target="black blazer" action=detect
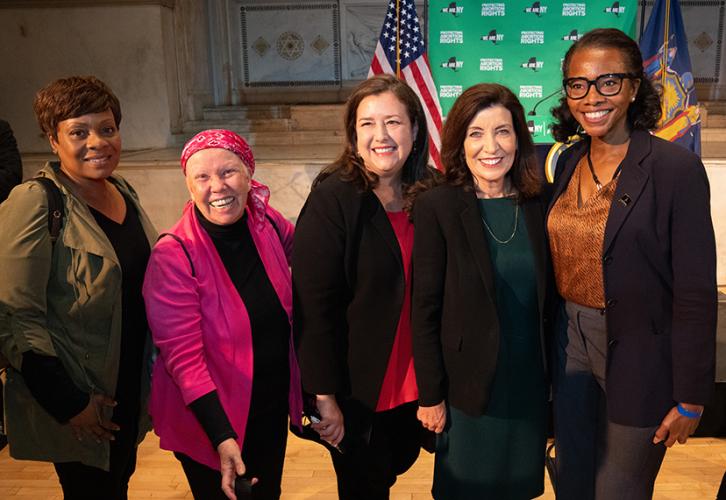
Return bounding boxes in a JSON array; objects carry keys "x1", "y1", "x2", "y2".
[
  {"x1": 411, "y1": 183, "x2": 554, "y2": 417},
  {"x1": 293, "y1": 172, "x2": 408, "y2": 412},
  {"x1": 0, "y1": 120, "x2": 23, "y2": 202},
  {"x1": 549, "y1": 130, "x2": 717, "y2": 427}
]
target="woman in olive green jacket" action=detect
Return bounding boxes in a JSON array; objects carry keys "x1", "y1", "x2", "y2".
[{"x1": 0, "y1": 76, "x2": 156, "y2": 500}]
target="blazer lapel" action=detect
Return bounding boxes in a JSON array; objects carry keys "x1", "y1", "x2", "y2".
[
  {"x1": 603, "y1": 130, "x2": 651, "y2": 254},
  {"x1": 523, "y1": 197, "x2": 546, "y2": 315},
  {"x1": 458, "y1": 189, "x2": 496, "y2": 301},
  {"x1": 363, "y1": 191, "x2": 403, "y2": 267}
]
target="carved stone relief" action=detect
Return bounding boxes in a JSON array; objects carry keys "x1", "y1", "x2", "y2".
[
  {"x1": 342, "y1": 5, "x2": 383, "y2": 79},
  {"x1": 240, "y1": 3, "x2": 341, "y2": 86}
]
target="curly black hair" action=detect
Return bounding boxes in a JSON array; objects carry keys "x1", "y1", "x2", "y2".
[{"x1": 550, "y1": 28, "x2": 662, "y2": 142}]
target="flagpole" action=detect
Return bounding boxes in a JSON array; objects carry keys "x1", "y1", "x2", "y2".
[
  {"x1": 661, "y1": 0, "x2": 671, "y2": 105},
  {"x1": 396, "y1": 0, "x2": 401, "y2": 77}
]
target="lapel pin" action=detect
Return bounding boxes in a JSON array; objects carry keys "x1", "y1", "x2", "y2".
[{"x1": 618, "y1": 194, "x2": 631, "y2": 207}]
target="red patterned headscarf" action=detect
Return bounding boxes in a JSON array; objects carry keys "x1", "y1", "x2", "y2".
[{"x1": 180, "y1": 129, "x2": 270, "y2": 229}]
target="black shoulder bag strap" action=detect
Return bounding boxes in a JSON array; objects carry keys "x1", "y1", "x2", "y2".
[
  {"x1": 0, "y1": 178, "x2": 64, "y2": 374},
  {"x1": 32, "y1": 177, "x2": 64, "y2": 246}
]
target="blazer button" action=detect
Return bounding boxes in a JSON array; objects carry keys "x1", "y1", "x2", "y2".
[
  {"x1": 606, "y1": 298, "x2": 617, "y2": 308},
  {"x1": 84, "y1": 353, "x2": 90, "y2": 360},
  {"x1": 603, "y1": 255, "x2": 613, "y2": 265},
  {"x1": 608, "y1": 339, "x2": 618, "y2": 347}
]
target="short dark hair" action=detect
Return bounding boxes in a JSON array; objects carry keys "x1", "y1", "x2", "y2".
[
  {"x1": 33, "y1": 76, "x2": 122, "y2": 139},
  {"x1": 440, "y1": 83, "x2": 541, "y2": 199},
  {"x1": 551, "y1": 28, "x2": 661, "y2": 142},
  {"x1": 313, "y1": 74, "x2": 430, "y2": 191}
]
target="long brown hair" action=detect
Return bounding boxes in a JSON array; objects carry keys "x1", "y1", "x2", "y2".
[
  {"x1": 313, "y1": 75, "x2": 432, "y2": 193},
  {"x1": 441, "y1": 83, "x2": 541, "y2": 199}
]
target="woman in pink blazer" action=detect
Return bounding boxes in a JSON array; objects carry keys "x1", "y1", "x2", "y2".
[{"x1": 143, "y1": 129, "x2": 302, "y2": 500}]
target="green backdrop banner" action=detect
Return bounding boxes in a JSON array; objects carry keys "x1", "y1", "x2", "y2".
[{"x1": 429, "y1": 0, "x2": 637, "y2": 143}]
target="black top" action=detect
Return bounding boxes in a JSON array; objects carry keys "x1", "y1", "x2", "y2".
[
  {"x1": 190, "y1": 207, "x2": 290, "y2": 448},
  {"x1": 21, "y1": 192, "x2": 151, "y2": 425},
  {"x1": 89, "y1": 193, "x2": 151, "y2": 425}
]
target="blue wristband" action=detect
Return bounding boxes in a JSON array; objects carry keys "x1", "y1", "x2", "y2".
[{"x1": 676, "y1": 403, "x2": 702, "y2": 419}]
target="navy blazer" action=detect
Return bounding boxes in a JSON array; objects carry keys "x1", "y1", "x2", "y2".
[
  {"x1": 411, "y1": 183, "x2": 554, "y2": 416},
  {"x1": 548, "y1": 130, "x2": 717, "y2": 427}
]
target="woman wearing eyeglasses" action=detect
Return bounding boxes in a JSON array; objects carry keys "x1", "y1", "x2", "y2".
[{"x1": 548, "y1": 28, "x2": 716, "y2": 500}]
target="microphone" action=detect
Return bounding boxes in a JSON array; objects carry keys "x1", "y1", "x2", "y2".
[{"x1": 527, "y1": 88, "x2": 564, "y2": 116}]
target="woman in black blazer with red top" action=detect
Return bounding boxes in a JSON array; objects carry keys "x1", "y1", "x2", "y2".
[
  {"x1": 547, "y1": 29, "x2": 716, "y2": 500},
  {"x1": 293, "y1": 75, "x2": 436, "y2": 500}
]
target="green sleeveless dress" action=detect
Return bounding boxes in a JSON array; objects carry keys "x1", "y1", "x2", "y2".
[{"x1": 432, "y1": 198, "x2": 547, "y2": 500}]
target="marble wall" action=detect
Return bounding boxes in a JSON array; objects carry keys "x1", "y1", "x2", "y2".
[{"x1": 0, "y1": 2, "x2": 178, "y2": 152}]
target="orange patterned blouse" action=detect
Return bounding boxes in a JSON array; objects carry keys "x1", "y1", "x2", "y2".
[{"x1": 547, "y1": 161, "x2": 618, "y2": 309}]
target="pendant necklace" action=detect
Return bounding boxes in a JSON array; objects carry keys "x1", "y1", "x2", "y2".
[
  {"x1": 481, "y1": 200, "x2": 519, "y2": 245},
  {"x1": 587, "y1": 148, "x2": 623, "y2": 191}
]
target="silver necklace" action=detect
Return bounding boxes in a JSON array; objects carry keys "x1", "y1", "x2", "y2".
[{"x1": 480, "y1": 201, "x2": 519, "y2": 245}]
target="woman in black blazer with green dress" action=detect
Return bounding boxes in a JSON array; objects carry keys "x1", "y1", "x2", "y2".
[{"x1": 412, "y1": 83, "x2": 555, "y2": 499}]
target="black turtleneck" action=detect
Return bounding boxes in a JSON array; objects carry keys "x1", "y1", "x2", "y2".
[{"x1": 188, "y1": 207, "x2": 290, "y2": 448}]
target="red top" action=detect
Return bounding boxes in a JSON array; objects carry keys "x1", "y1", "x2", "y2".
[{"x1": 376, "y1": 211, "x2": 419, "y2": 412}]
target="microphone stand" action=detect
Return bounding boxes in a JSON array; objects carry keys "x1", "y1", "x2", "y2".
[{"x1": 527, "y1": 88, "x2": 564, "y2": 116}]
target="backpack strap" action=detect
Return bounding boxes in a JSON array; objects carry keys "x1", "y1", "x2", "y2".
[
  {"x1": 32, "y1": 177, "x2": 64, "y2": 246},
  {"x1": 157, "y1": 233, "x2": 196, "y2": 278}
]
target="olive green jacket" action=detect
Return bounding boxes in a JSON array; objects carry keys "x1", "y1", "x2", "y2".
[{"x1": 0, "y1": 162, "x2": 157, "y2": 471}]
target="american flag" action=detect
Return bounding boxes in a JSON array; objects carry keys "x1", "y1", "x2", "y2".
[{"x1": 368, "y1": 0, "x2": 443, "y2": 170}]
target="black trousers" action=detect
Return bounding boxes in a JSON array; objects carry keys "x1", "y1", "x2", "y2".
[
  {"x1": 554, "y1": 303, "x2": 667, "y2": 500},
  {"x1": 330, "y1": 401, "x2": 422, "y2": 500},
  {"x1": 53, "y1": 420, "x2": 139, "y2": 500},
  {"x1": 175, "y1": 410, "x2": 288, "y2": 500}
]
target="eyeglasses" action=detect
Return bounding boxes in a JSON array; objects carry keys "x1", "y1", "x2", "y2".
[{"x1": 563, "y1": 73, "x2": 638, "y2": 100}]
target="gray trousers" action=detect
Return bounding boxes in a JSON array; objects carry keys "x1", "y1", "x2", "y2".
[{"x1": 553, "y1": 302, "x2": 667, "y2": 500}]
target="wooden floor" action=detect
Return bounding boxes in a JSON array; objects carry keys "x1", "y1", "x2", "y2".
[{"x1": 0, "y1": 432, "x2": 723, "y2": 499}]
